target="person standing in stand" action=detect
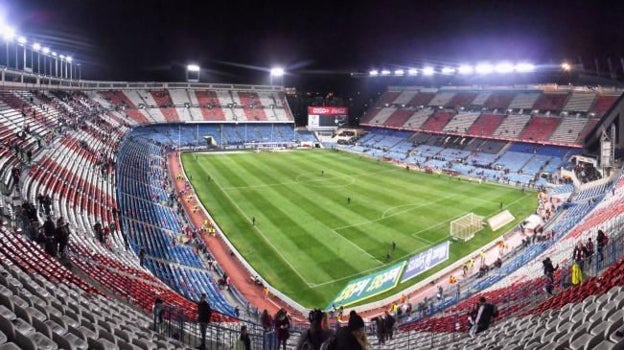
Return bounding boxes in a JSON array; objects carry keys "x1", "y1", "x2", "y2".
[{"x1": 196, "y1": 293, "x2": 212, "y2": 349}]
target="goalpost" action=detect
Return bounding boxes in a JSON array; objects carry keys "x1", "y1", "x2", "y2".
[{"x1": 450, "y1": 213, "x2": 484, "y2": 242}]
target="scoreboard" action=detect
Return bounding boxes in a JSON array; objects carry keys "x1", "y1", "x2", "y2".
[{"x1": 307, "y1": 106, "x2": 348, "y2": 130}]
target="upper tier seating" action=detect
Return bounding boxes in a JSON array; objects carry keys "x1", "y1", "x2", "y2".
[
  {"x1": 420, "y1": 111, "x2": 454, "y2": 132},
  {"x1": 466, "y1": 114, "x2": 504, "y2": 137},
  {"x1": 442, "y1": 113, "x2": 481, "y2": 134},
  {"x1": 532, "y1": 92, "x2": 569, "y2": 111},
  {"x1": 445, "y1": 92, "x2": 477, "y2": 108},
  {"x1": 589, "y1": 94, "x2": 620, "y2": 117},
  {"x1": 508, "y1": 92, "x2": 541, "y2": 110},
  {"x1": 493, "y1": 115, "x2": 531, "y2": 138},
  {"x1": 484, "y1": 92, "x2": 515, "y2": 110},
  {"x1": 549, "y1": 117, "x2": 591, "y2": 144},
  {"x1": 563, "y1": 93, "x2": 596, "y2": 113},
  {"x1": 427, "y1": 92, "x2": 456, "y2": 107},
  {"x1": 518, "y1": 116, "x2": 561, "y2": 142}
]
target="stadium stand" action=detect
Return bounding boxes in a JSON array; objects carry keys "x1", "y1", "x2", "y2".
[
  {"x1": 484, "y1": 92, "x2": 515, "y2": 110},
  {"x1": 508, "y1": 92, "x2": 541, "y2": 111},
  {"x1": 428, "y1": 92, "x2": 456, "y2": 107},
  {"x1": 533, "y1": 92, "x2": 570, "y2": 112},
  {"x1": 466, "y1": 114, "x2": 504, "y2": 137},
  {"x1": 518, "y1": 116, "x2": 561, "y2": 142},
  {"x1": 445, "y1": 92, "x2": 477, "y2": 109},
  {"x1": 563, "y1": 92, "x2": 596, "y2": 113},
  {"x1": 492, "y1": 114, "x2": 531, "y2": 138}
]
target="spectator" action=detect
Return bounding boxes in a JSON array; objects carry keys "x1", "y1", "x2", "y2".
[
  {"x1": 261, "y1": 309, "x2": 273, "y2": 331},
  {"x1": 542, "y1": 257, "x2": 558, "y2": 295},
  {"x1": 469, "y1": 297, "x2": 498, "y2": 338},
  {"x1": 333, "y1": 311, "x2": 368, "y2": 350},
  {"x1": 233, "y1": 325, "x2": 251, "y2": 350},
  {"x1": 572, "y1": 241, "x2": 586, "y2": 271},
  {"x1": 585, "y1": 237, "x2": 594, "y2": 265},
  {"x1": 383, "y1": 310, "x2": 395, "y2": 341},
  {"x1": 373, "y1": 316, "x2": 385, "y2": 345},
  {"x1": 596, "y1": 229, "x2": 608, "y2": 262},
  {"x1": 296, "y1": 309, "x2": 334, "y2": 350},
  {"x1": 139, "y1": 248, "x2": 145, "y2": 266},
  {"x1": 274, "y1": 308, "x2": 290, "y2": 350},
  {"x1": 196, "y1": 293, "x2": 212, "y2": 350},
  {"x1": 153, "y1": 297, "x2": 164, "y2": 332}
]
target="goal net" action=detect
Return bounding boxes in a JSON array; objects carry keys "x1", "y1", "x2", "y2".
[{"x1": 450, "y1": 213, "x2": 484, "y2": 242}]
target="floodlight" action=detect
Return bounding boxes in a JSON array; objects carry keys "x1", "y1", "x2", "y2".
[
  {"x1": 561, "y1": 62, "x2": 571, "y2": 71},
  {"x1": 33, "y1": 43, "x2": 41, "y2": 51},
  {"x1": 394, "y1": 69, "x2": 405, "y2": 76},
  {"x1": 42, "y1": 47, "x2": 50, "y2": 54},
  {"x1": 17, "y1": 36, "x2": 26, "y2": 44},
  {"x1": 1, "y1": 26, "x2": 15, "y2": 41},
  {"x1": 422, "y1": 67, "x2": 435, "y2": 76},
  {"x1": 458, "y1": 65, "x2": 474, "y2": 75},
  {"x1": 515, "y1": 62, "x2": 535, "y2": 73},
  {"x1": 369, "y1": 69, "x2": 379, "y2": 76},
  {"x1": 59, "y1": 54, "x2": 65, "y2": 59},
  {"x1": 66, "y1": 56, "x2": 72, "y2": 63},
  {"x1": 187, "y1": 64, "x2": 200, "y2": 72},
  {"x1": 475, "y1": 63, "x2": 494, "y2": 74},
  {"x1": 441, "y1": 67, "x2": 456, "y2": 75},
  {"x1": 495, "y1": 62, "x2": 514, "y2": 74},
  {"x1": 407, "y1": 68, "x2": 418, "y2": 76},
  {"x1": 51, "y1": 52, "x2": 57, "y2": 57},
  {"x1": 270, "y1": 67, "x2": 285, "y2": 77},
  {"x1": 380, "y1": 69, "x2": 391, "y2": 75}
]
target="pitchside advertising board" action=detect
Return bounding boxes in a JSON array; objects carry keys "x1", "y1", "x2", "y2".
[
  {"x1": 328, "y1": 261, "x2": 406, "y2": 308},
  {"x1": 401, "y1": 241, "x2": 450, "y2": 283},
  {"x1": 307, "y1": 106, "x2": 348, "y2": 130},
  {"x1": 327, "y1": 241, "x2": 450, "y2": 307}
]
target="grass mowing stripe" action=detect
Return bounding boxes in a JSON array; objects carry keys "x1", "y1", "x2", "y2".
[
  {"x1": 222, "y1": 155, "x2": 374, "y2": 281},
  {"x1": 183, "y1": 150, "x2": 537, "y2": 307}
]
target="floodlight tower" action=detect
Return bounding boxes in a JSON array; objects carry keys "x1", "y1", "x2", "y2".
[
  {"x1": 51, "y1": 52, "x2": 57, "y2": 77},
  {"x1": 66, "y1": 56, "x2": 73, "y2": 80},
  {"x1": 42, "y1": 47, "x2": 49, "y2": 76},
  {"x1": 17, "y1": 36, "x2": 26, "y2": 70},
  {"x1": 32, "y1": 43, "x2": 41, "y2": 74},
  {"x1": 1, "y1": 26, "x2": 15, "y2": 68},
  {"x1": 59, "y1": 55, "x2": 65, "y2": 78},
  {"x1": 186, "y1": 64, "x2": 200, "y2": 82}
]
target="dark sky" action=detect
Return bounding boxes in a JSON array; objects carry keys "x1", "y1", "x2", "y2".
[{"x1": 3, "y1": 0, "x2": 624, "y2": 89}]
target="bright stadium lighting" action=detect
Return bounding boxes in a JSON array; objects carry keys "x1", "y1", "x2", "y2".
[
  {"x1": 441, "y1": 66, "x2": 456, "y2": 75},
  {"x1": 369, "y1": 69, "x2": 379, "y2": 76},
  {"x1": 270, "y1": 67, "x2": 285, "y2": 77},
  {"x1": 475, "y1": 63, "x2": 494, "y2": 75},
  {"x1": 380, "y1": 69, "x2": 391, "y2": 75},
  {"x1": 17, "y1": 36, "x2": 26, "y2": 44},
  {"x1": 32, "y1": 43, "x2": 41, "y2": 51},
  {"x1": 59, "y1": 54, "x2": 65, "y2": 59},
  {"x1": 458, "y1": 65, "x2": 474, "y2": 75},
  {"x1": 1, "y1": 26, "x2": 15, "y2": 40},
  {"x1": 561, "y1": 62, "x2": 571, "y2": 71},
  {"x1": 66, "y1": 56, "x2": 72, "y2": 63},
  {"x1": 515, "y1": 62, "x2": 535, "y2": 73},
  {"x1": 42, "y1": 47, "x2": 50, "y2": 54},
  {"x1": 422, "y1": 66, "x2": 435, "y2": 76},
  {"x1": 407, "y1": 68, "x2": 418, "y2": 76},
  {"x1": 51, "y1": 51, "x2": 57, "y2": 57},
  {"x1": 186, "y1": 64, "x2": 200, "y2": 72},
  {"x1": 394, "y1": 69, "x2": 405, "y2": 76},
  {"x1": 495, "y1": 62, "x2": 514, "y2": 74}
]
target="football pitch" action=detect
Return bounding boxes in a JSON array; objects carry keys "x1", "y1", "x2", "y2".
[{"x1": 181, "y1": 149, "x2": 537, "y2": 307}]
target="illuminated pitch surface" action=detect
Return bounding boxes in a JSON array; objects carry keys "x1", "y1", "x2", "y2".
[{"x1": 181, "y1": 150, "x2": 536, "y2": 307}]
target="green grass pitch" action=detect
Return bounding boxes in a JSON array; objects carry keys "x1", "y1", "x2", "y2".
[{"x1": 181, "y1": 149, "x2": 537, "y2": 308}]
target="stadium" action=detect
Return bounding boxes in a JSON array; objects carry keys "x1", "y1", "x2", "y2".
[{"x1": 1, "y1": 1, "x2": 624, "y2": 350}]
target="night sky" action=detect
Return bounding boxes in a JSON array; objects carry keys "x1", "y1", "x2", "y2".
[{"x1": 3, "y1": 0, "x2": 624, "y2": 91}]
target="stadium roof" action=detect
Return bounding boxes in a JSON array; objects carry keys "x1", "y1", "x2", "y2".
[{"x1": 6, "y1": 0, "x2": 624, "y2": 87}]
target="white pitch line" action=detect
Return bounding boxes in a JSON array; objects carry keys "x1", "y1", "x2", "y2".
[
  {"x1": 328, "y1": 228, "x2": 383, "y2": 264},
  {"x1": 209, "y1": 174, "x2": 315, "y2": 288},
  {"x1": 310, "y1": 193, "x2": 531, "y2": 288}
]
